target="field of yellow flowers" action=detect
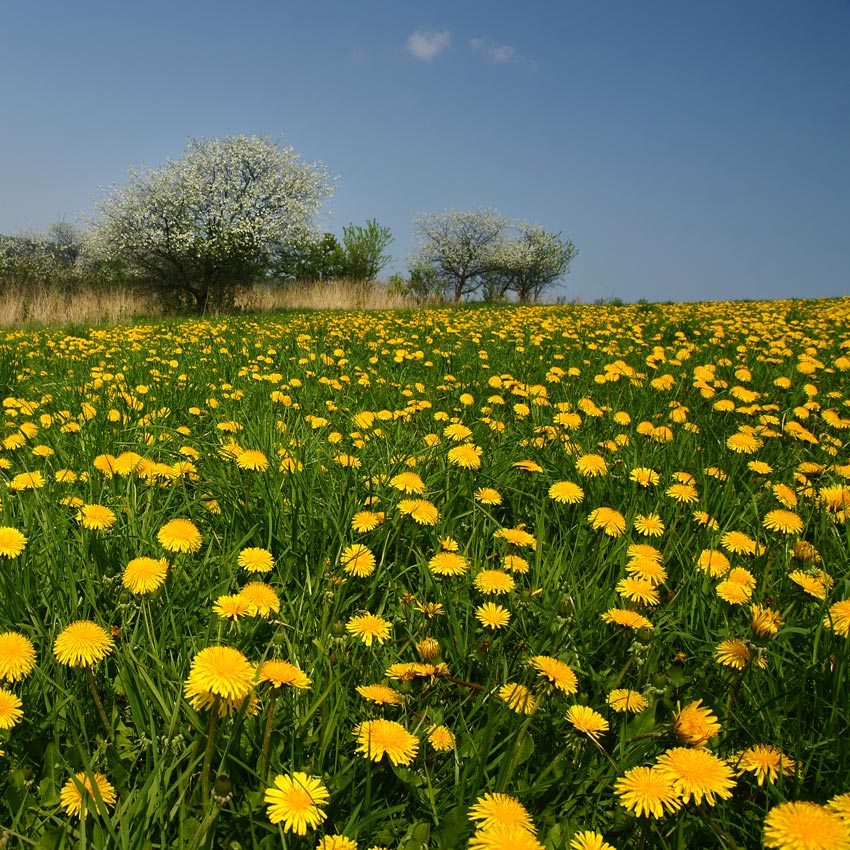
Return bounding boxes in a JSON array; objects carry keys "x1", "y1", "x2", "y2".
[{"x1": 1, "y1": 299, "x2": 849, "y2": 850}]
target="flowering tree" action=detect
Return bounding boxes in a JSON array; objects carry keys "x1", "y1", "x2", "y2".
[
  {"x1": 486, "y1": 224, "x2": 577, "y2": 303},
  {"x1": 88, "y1": 135, "x2": 334, "y2": 311},
  {"x1": 409, "y1": 208, "x2": 507, "y2": 301}
]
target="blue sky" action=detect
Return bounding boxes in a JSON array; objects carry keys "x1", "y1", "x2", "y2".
[{"x1": 1, "y1": 0, "x2": 848, "y2": 303}]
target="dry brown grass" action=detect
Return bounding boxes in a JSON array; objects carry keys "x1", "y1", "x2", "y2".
[
  {"x1": 235, "y1": 279, "x2": 416, "y2": 312},
  {"x1": 0, "y1": 279, "x2": 416, "y2": 328},
  {"x1": 0, "y1": 283, "x2": 156, "y2": 328}
]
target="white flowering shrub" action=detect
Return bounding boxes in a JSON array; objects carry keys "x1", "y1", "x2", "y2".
[{"x1": 88, "y1": 135, "x2": 334, "y2": 311}]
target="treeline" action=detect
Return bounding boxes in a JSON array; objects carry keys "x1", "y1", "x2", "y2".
[{"x1": 1, "y1": 135, "x2": 576, "y2": 314}]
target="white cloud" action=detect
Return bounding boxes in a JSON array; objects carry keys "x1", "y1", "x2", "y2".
[
  {"x1": 406, "y1": 28, "x2": 452, "y2": 62},
  {"x1": 470, "y1": 36, "x2": 536, "y2": 70}
]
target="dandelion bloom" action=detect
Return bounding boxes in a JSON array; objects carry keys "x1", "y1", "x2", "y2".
[
  {"x1": 630, "y1": 467, "x2": 660, "y2": 487},
  {"x1": 0, "y1": 688, "x2": 23, "y2": 728},
  {"x1": 726, "y1": 431, "x2": 762, "y2": 453},
  {"x1": 529, "y1": 656, "x2": 578, "y2": 694},
  {"x1": 824, "y1": 599, "x2": 850, "y2": 637},
  {"x1": 567, "y1": 705, "x2": 609, "y2": 740},
  {"x1": 720, "y1": 530, "x2": 759, "y2": 556},
  {"x1": 183, "y1": 645, "x2": 255, "y2": 712},
  {"x1": 570, "y1": 830, "x2": 617, "y2": 850},
  {"x1": 316, "y1": 837, "x2": 358, "y2": 850},
  {"x1": 614, "y1": 766, "x2": 682, "y2": 819},
  {"x1": 0, "y1": 631, "x2": 36, "y2": 681},
  {"x1": 53, "y1": 621, "x2": 114, "y2": 667},
  {"x1": 656, "y1": 747, "x2": 736, "y2": 805},
  {"x1": 428, "y1": 724, "x2": 455, "y2": 751},
  {"x1": 397, "y1": 499, "x2": 440, "y2": 525},
  {"x1": 354, "y1": 719, "x2": 419, "y2": 765},
  {"x1": 157, "y1": 518, "x2": 202, "y2": 554},
  {"x1": 828, "y1": 793, "x2": 850, "y2": 821},
  {"x1": 549, "y1": 481, "x2": 585, "y2": 504},
  {"x1": 674, "y1": 700, "x2": 720, "y2": 747},
  {"x1": 715, "y1": 638, "x2": 766, "y2": 670},
  {"x1": 236, "y1": 449, "x2": 269, "y2": 471},
  {"x1": 503, "y1": 554, "x2": 530, "y2": 574},
  {"x1": 616, "y1": 577, "x2": 660, "y2": 606},
  {"x1": 763, "y1": 801, "x2": 850, "y2": 850},
  {"x1": 468, "y1": 792, "x2": 535, "y2": 832},
  {"x1": 494, "y1": 526, "x2": 538, "y2": 550},
  {"x1": 356, "y1": 684, "x2": 402, "y2": 705},
  {"x1": 259, "y1": 659, "x2": 311, "y2": 690},
  {"x1": 789, "y1": 569, "x2": 831, "y2": 600},
  {"x1": 602, "y1": 609, "x2": 653, "y2": 631},
  {"x1": 390, "y1": 471, "x2": 425, "y2": 494},
  {"x1": 514, "y1": 459, "x2": 544, "y2": 473},
  {"x1": 499, "y1": 683, "x2": 537, "y2": 715},
  {"x1": 751, "y1": 604, "x2": 783, "y2": 637},
  {"x1": 469, "y1": 824, "x2": 544, "y2": 850},
  {"x1": 476, "y1": 602, "x2": 511, "y2": 629},
  {"x1": 474, "y1": 570, "x2": 516, "y2": 595},
  {"x1": 351, "y1": 510, "x2": 384, "y2": 533},
  {"x1": 428, "y1": 551, "x2": 469, "y2": 577},
  {"x1": 122, "y1": 557, "x2": 168, "y2": 594},
  {"x1": 576, "y1": 454, "x2": 608, "y2": 477},
  {"x1": 240, "y1": 582, "x2": 280, "y2": 616},
  {"x1": 666, "y1": 483, "x2": 699, "y2": 504},
  {"x1": 607, "y1": 689, "x2": 649, "y2": 714},
  {"x1": 475, "y1": 487, "x2": 503, "y2": 505},
  {"x1": 444, "y1": 422, "x2": 473, "y2": 441},
  {"x1": 628, "y1": 543, "x2": 662, "y2": 562},
  {"x1": 0, "y1": 527, "x2": 27, "y2": 558},
  {"x1": 238, "y1": 547, "x2": 274, "y2": 572},
  {"x1": 763, "y1": 510, "x2": 805, "y2": 535},
  {"x1": 587, "y1": 507, "x2": 626, "y2": 537},
  {"x1": 9, "y1": 471, "x2": 45, "y2": 491},
  {"x1": 736, "y1": 745, "x2": 795, "y2": 786},
  {"x1": 626, "y1": 556, "x2": 667, "y2": 586},
  {"x1": 59, "y1": 771, "x2": 117, "y2": 818},
  {"x1": 213, "y1": 594, "x2": 251, "y2": 620},
  {"x1": 696, "y1": 549, "x2": 731, "y2": 578},
  {"x1": 716, "y1": 580, "x2": 753, "y2": 605},
  {"x1": 447, "y1": 443, "x2": 483, "y2": 469},
  {"x1": 264, "y1": 772, "x2": 329, "y2": 834},
  {"x1": 340, "y1": 544, "x2": 377, "y2": 578},
  {"x1": 346, "y1": 613, "x2": 392, "y2": 647},
  {"x1": 76, "y1": 504, "x2": 117, "y2": 531}
]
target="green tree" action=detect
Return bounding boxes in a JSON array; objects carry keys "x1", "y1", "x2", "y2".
[
  {"x1": 339, "y1": 219, "x2": 393, "y2": 281},
  {"x1": 87, "y1": 135, "x2": 334, "y2": 312}
]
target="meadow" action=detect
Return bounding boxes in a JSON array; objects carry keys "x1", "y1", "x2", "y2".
[{"x1": 0, "y1": 297, "x2": 849, "y2": 850}]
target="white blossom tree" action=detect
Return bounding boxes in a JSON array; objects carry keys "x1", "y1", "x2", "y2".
[
  {"x1": 408, "y1": 208, "x2": 507, "y2": 301},
  {"x1": 88, "y1": 135, "x2": 334, "y2": 311},
  {"x1": 485, "y1": 224, "x2": 577, "y2": 303}
]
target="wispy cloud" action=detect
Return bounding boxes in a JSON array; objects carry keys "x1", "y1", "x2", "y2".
[
  {"x1": 406, "y1": 28, "x2": 452, "y2": 62},
  {"x1": 470, "y1": 37, "x2": 536, "y2": 70}
]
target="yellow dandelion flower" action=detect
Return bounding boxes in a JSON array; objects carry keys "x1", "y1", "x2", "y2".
[
  {"x1": 529, "y1": 655, "x2": 578, "y2": 694},
  {"x1": 237, "y1": 547, "x2": 274, "y2": 573},
  {"x1": 390, "y1": 471, "x2": 425, "y2": 494},
  {"x1": 474, "y1": 487, "x2": 503, "y2": 505},
  {"x1": 764, "y1": 801, "x2": 850, "y2": 850},
  {"x1": 183, "y1": 645, "x2": 255, "y2": 711},
  {"x1": 617, "y1": 577, "x2": 660, "y2": 605},
  {"x1": 443, "y1": 422, "x2": 473, "y2": 441},
  {"x1": 720, "y1": 530, "x2": 760, "y2": 556},
  {"x1": 514, "y1": 459, "x2": 544, "y2": 473},
  {"x1": 354, "y1": 719, "x2": 419, "y2": 765},
  {"x1": 474, "y1": 570, "x2": 516, "y2": 595},
  {"x1": 634, "y1": 513, "x2": 665, "y2": 537},
  {"x1": 356, "y1": 684, "x2": 402, "y2": 705},
  {"x1": 736, "y1": 745, "x2": 795, "y2": 786},
  {"x1": 751, "y1": 604, "x2": 783, "y2": 637},
  {"x1": 626, "y1": 556, "x2": 668, "y2": 585},
  {"x1": 428, "y1": 724, "x2": 455, "y2": 751},
  {"x1": 763, "y1": 509, "x2": 805, "y2": 535},
  {"x1": 447, "y1": 443, "x2": 483, "y2": 469},
  {"x1": 567, "y1": 705, "x2": 609, "y2": 740},
  {"x1": 213, "y1": 594, "x2": 251, "y2": 620},
  {"x1": 824, "y1": 599, "x2": 850, "y2": 637},
  {"x1": 656, "y1": 747, "x2": 736, "y2": 806},
  {"x1": 0, "y1": 631, "x2": 37, "y2": 681},
  {"x1": 157, "y1": 518, "x2": 202, "y2": 554},
  {"x1": 397, "y1": 499, "x2": 440, "y2": 525},
  {"x1": 696, "y1": 549, "x2": 730, "y2": 577},
  {"x1": 588, "y1": 507, "x2": 626, "y2": 537},
  {"x1": 726, "y1": 431, "x2": 762, "y2": 453},
  {"x1": 351, "y1": 510, "x2": 384, "y2": 532},
  {"x1": 59, "y1": 771, "x2": 116, "y2": 818},
  {"x1": 494, "y1": 526, "x2": 537, "y2": 550},
  {"x1": 607, "y1": 689, "x2": 648, "y2": 713},
  {"x1": 630, "y1": 467, "x2": 660, "y2": 487},
  {"x1": 122, "y1": 557, "x2": 168, "y2": 594},
  {"x1": 570, "y1": 830, "x2": 617, "y2": 850},
  {"x1": 476, "y1": 602, "x2": 511, "y2": 629},
  {"x1": 9, "y1": 470, "x2": 45, "y2": 491},
  {"x1": 258, "y1": 659, "x2": 311, "y2": 689},
  {"x1": 469, "y1": 824, "x2": 544, "y2": 850},
  {"x1": 674, "y1": 700, "x2": 721, "y2": 747},
  {"x1": 346, "y1": 613, "x2": 392, "y2": 647},
  {"x1": 0, "y1": 527, "x2": 27, "y2": 558},
  {"x1": 468, "y1": 792, "x2": 535, "y2": 832},
  {"x1": 53, "y1": 620, "x2": 114, "y2": 667},
  {"x1": 576, "y1": 454, "x2": 608, "y2": 477},
  {"x1": 614, "y1": 765, "x2": 681, "y2": 819},
  {"x1": 602, "y1": 609, "x2": 653, "y2": 630},
  {"x1": 503, "y1": 554, "x2": 530, "y2": 574},
  {"x1": 240, "y1": 582, "x2": 280, "y2": 616},
  {"x1": 0, "y1": 687, "x2": 23, "y2": 728},
  {"x1": 549, "y1": 481, "x2": 585, "y2": 504},
  {"x1": 264, "y1": 772, "x2": 329, "y2": 835},
  {"x1": 428, "y1": 551, "x2": 469, "y2": 577},
  {"x1": 715, "y1": 638, "x2": 766, "y2": 670},
  {"x1": 340, "y1": 544, "x2": 377, "y2": 578},
  {"x1": 666, "y1": 482, "x2": 699, "y2": 504},
  {"x1": 499, "y1": 683, "x2": 537, "y2": 714}
]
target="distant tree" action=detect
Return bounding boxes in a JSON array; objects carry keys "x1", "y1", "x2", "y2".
[
  {"x1": 275, "y1": 233, "x2": 345, "y2": 282},
  {"x1": 0, "y1": 226, "x2": 83, "y2": 288},
  {"x1": 409, "y1": 208, "x2": 507, "y2": 301},
  {"x1": 87, "y1": 135, "x2": 334, "y2": 312},
  {"x1": 485, "y1": 224, "x2": 577, "y2": 303},
  {"x1": 339, "y1": 219, "x2": 393, "y2": 280}
]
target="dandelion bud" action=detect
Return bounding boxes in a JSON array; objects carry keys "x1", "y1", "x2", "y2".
[{"x1": 416, "y1": 637, "x2": 441, "y2": 660}]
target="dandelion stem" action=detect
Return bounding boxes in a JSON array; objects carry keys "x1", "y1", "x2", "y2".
[
  {"x1": 86, "y1": 666, "x2": 111, "y2": 738},
  {"x1": 259, "y1": 689, "x2": 277, "y2": 783},
  {"x1": 201, "y1": 702, "x2": 219, "y2": 808}
]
